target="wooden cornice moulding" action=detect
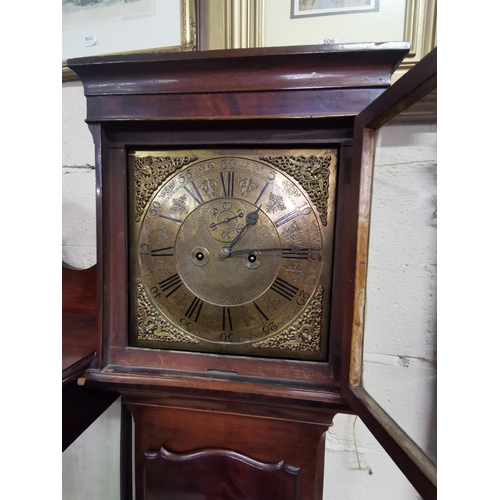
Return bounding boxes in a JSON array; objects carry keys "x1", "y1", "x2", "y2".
[{"x1": 67, "y1": 42, "x2": 409, "y2": 97}]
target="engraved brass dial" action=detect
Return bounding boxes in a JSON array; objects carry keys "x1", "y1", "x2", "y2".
[{"x1": 129, "y1": 150, "x2": 337, "y2": 360}]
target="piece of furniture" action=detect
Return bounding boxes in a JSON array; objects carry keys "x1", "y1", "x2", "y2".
[
  {"x1": 62, "y1": 263, "x2": 119, "y2": 451},
  {"x1": 67, "y1": 43, "x2": 436, "y2": 499}
]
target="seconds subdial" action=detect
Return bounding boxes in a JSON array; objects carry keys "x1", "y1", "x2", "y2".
[{"x1": 207, "y1": 200, "x2": 246, "y2": 243}]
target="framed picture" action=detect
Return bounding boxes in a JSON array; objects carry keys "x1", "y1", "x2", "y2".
[
  {"x1": 260, "y1": 0, "x2": 435, "y2": 81},
  {"x1": 62, "y1": 0, "x2": 197, "y2": 81},
  {"x1": 261, "y1": 0, "x2": 406, "y2": 47},
  {"x1": 291, "y1": 0, "x2": 380, "y2": 19}
]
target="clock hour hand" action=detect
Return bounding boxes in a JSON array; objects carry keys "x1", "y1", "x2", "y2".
[
  {"x1": 220, "y1": 206, "x2": 261, "y2": 258},
  {"x1": 229, "y1": 245, "x2": 321, "y2": 255}
]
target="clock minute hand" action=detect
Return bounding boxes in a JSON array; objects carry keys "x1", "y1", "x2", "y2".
[
  {"x1": 227, "y1": 208, "x2": 260, "y2": 249},
  {"x1": 230, "y1": 245, "x2": 321, "y2": 255},
  {"x1": 220, "y1": 206, "x2": 261, "y2": 258}
]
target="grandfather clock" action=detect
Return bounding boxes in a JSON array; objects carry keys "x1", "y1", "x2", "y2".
[{"x1": 68, "y1": 43, "x2": 419, "y2": 499}]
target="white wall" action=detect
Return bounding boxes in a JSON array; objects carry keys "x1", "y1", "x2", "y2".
[
  {"x1": 62, "y1": 82, "x2": 97, "y2": 268},
  {"x1": 62, "y1": 399, "x2": 122, "y2": 500},
  {"x1": 62, "y1": 81, "x2": 432, "y2": 499}
]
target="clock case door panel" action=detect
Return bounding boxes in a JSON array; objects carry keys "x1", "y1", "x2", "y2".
[
  {"x1": 341, "y1": 48, "x2": 437, "y2": 499},
  {"x1": 68, "y1": 43, "x2": 410, "y2": 401}
]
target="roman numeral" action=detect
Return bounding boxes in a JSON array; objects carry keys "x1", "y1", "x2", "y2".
[
  {"x1": 254, "y1": 182, "x2": 269, "y2": 205},
  {"x1": 184, "y1": 181, "x2": 204, "y2": 205},
  {"x1": 185, "y1": 297, "x2": 204, "y2": 322},
  {"x1": 158, "y1": 274, "x2": 183, "y2": 298},
  {"x1": 159, "y1": 214, "x2": 182, "y2": 224},
  {"x1": 282, "y1": 247, "x2": 309, "y2": 260},
  {"x1": 222, "y1": 307, "x2": 233, "y2": 331},
  {"x1": 274, "y1": 202, "x2": 311, "y2": 228},
  {"x1": 270, "y1": 277, "x2": 299, "y2": 301},
  {"x1": 220, "y1": 171, "x2": 235, "y2": 197},
  {"x1": 253, "y1": 301, "x2": 269, "y2": 322},
  {"x1": 151, "y1": 246, "x2": 174, "y2": 257}
]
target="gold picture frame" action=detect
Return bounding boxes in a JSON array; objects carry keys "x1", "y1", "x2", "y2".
[
  {"x1": 202, "y1": 0, "x2": 436, "y2": 80},
  {"x1": 392, "y1": 0, "x2": 437, "y2": 81},
  {"x1": 62, "y1": 0, "x2": 198, "y2": 82}
]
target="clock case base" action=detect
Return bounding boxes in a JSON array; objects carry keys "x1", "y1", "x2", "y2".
[
  {"x1": 122, "y1": 394, "x2": 344, "y2": 500},
  {"x1": 68, "y1": 43, "x2": 409, "y2": 500}
]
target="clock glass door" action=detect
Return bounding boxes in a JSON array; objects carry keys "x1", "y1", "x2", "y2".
[
  {"x1": 361, "y1": 86, "x2": 437, "y2": 465},
  {"x1": 342, "y1": 48, "x2": 437, "y2": 499}
]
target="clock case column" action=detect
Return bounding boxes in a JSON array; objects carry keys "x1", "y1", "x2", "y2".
[{"x1": 68, "y1": 44, "x2": 409, "y2": 500}]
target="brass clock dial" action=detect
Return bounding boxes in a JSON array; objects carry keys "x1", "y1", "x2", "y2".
[{"x1": 129, "y1": 150, "x2": 337, "y2": 360}]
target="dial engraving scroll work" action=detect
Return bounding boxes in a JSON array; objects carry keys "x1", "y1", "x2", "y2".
[
  {"x1": 129, "y1": 150, "x2": 337, "y2": 361},
  {"x1": 134, "y1": 155, "x2": 199, "y2": 222}
]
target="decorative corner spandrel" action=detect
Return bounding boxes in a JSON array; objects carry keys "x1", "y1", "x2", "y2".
[
  {"x1": 134, "y1": 155, "x2": 199, "y2": 222},
  {"x1": 253, "y1": 286, "x2": 323, "y2": 351},
  {"x1": 136, "y1": 278, "x2": 199, "y2": 344},
  {"x1": 259, "y1": 154, "x2": 336, "y2": 226}
]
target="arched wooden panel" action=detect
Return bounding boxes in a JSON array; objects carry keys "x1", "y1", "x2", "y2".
[{"x1": 144, "y1": 447, "x2": 300, "y2": 500}]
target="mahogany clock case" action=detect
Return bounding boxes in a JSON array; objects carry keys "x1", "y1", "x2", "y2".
[
  {"x1": 66, "y1": 44, "x2": 416, "y2": 500},
  {"x1": 67, "y1": 43, "x2": 410, "y2": 401}
]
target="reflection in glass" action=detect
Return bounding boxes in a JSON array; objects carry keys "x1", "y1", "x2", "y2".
[{"x1": 361, "y1": 90, "x2": 437, "y2": 465}]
